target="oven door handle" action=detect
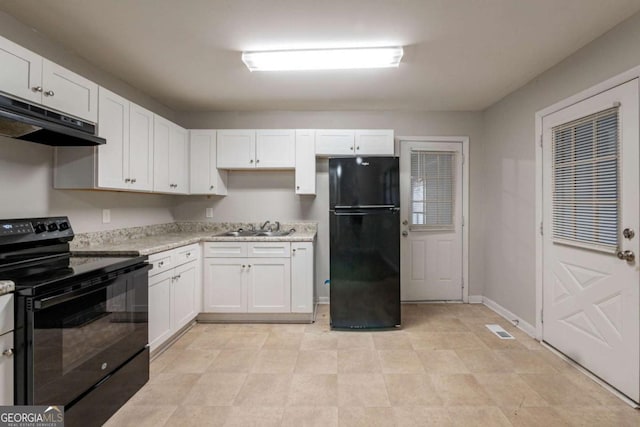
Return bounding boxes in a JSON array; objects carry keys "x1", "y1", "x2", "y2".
[
  {"x1": 32, "y1": 264, "x2": 151, "y2": 310},
  {"x1": 33, "y1": 279, "x2": 110, "y2": 310}
]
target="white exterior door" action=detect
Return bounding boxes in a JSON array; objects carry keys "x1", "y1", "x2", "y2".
[
  {"x1": 542, "y1": 79, "x2": 640, "y2": 403},
  {"x1": 399, "y1": 141, "x2": 463, "y2": 301}
]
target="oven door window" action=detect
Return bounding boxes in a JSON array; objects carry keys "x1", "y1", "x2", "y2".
[{"x1": 32, "y1": 268, "x2": 148, "y2": 406}]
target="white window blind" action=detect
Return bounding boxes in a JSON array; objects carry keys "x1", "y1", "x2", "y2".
[
  {"x1": 410, "y1": 151, "x2": 456, "y2": 230},
  {"x1": 552, "y1": 107, "x2": 619, "y2": 252}
]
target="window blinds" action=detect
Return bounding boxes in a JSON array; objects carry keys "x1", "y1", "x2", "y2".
[
  {"x1": 552, "y1": 107, "x2": 619, "y2": 252},
  {"x1": 410, "y1": 151, "x2": 456, "y2": 230}
]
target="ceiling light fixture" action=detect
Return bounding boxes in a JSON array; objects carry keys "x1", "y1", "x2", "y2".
[{"x1": 241, "y1": 46, "x2": 403, "y2": 71}]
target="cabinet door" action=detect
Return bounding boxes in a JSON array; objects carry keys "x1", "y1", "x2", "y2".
[
  {"x1": 247, "y1": 258, "x2": 291, "y2": 313},
  {"x1": 97, "y1": 87, "x2": 130, "y2": 190},
  {"x1": 153, "y1": 115, "x2": 172, "y2": 193},
  {"x1": 128, "y1": 103, "x2": 154, "y2": 191},
  {"x1": 216, "y1": 130, "x2": 256, "y2": 169},
  {"x1": 0, "y1": 35, "x2": 42, "y2": 103},
  {"x1": 355, "y1": 130, "x2": 394, "y2": 155},
  {"x1": 203, "y1": 258, "x2": 247, "y2": 312},
  {"x1": 169, "y1": 124, "x2": 189, "y2": 194},
  {"x1": 42, "y1": 59, "x2": 98, "y2": 122},
  {"x1": 173, "y1": 261, "x2": 198, "y2": 330},
  {"x1": 291, "y1": 243, "x2": 314, "y2": 313},
  {"x1": 0, "y1": 332, "x2": 12, "y2": 405},
  {"x1": 295, "y1": 130, "x2": 316, "y2": 195},
  {"x1": 255, "y1": 129, "x2": 295, "y2": 168},
  {"x1": 149, "y1": 270, "x2": 173, "y2": 351},
  {"x1": 315, "y1": 129, "x2": 355, "y2": 156},
  {"x1": 190, "y1": 130, "x2": 228, "y2": 195}
]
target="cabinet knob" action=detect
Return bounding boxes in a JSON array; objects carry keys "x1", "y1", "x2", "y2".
[
  {"x1": 186, "y1": 252, "x2": 191, "y2": 257},
  {"x1": 31, "y1": 86, "x2": 43, "y2": 93},
  {"x1": 356, "y1": 146, "x2": 360, "y2": 150},
  {"x1": 256, "y1": 159, "x2": 260, "y2": 164},
  {"x1": 210, "y1": 185, "x2": 214, "y2": 190},
  {"x1": 292, "y1": 248, "x2": 296, "y2": 252},
  {"x1": 124, "y1": 178, "x2": 131, "y2": 183},
  {"x1": 248, "y1": 264, "x2": 252, "y2": 268},
  {"x1": 3, "y1": 348, "x2": 13, "y2": 357},
  {"x1": 158, "y1": 261, "x2": 164, "y2": 266},
  {"x1": 131, "y1": 178, "x2": 137, "y2": 183},
  {"x1": 350, "y1": 146, "x2": 354, "y2": 150},
  {"x1": 250, "y1": 159, "x2": 254, "y2": 163},
  {"x1": 296, "y1": 186, "x2": 300, "y2": 190},
  {"x1": 242, "y1": 265, "x2": 246, "y2": 268},
  {"x1": 44, "y1": 90, "x2": 55, "y2": 97}
]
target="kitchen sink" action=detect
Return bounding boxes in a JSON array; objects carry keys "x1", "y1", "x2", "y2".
[
  {"x1": 215, "y1": 230, "x2": 259, "y2": 237},
  {"x1": 253, "y1": 230, "x2": 294, "y2": 237},
  {"x1": 214, "y1": 229, "x2": 295, "y2": 237}
]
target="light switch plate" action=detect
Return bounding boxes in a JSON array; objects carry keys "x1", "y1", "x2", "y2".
[
  {"x1": 205, "y1": 208, "x2": 214, "y2": 218},
  {"x1": 102, "y1": 209, "x2": 111, "y2": 224}
]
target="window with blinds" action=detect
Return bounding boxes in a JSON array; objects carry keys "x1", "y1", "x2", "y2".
[
  {"x1": 410, "y1": 151, "x2": 456, "y2": 230},
  {"x1": 552, "y1": 107, "x2": 619, "y2": 252}
]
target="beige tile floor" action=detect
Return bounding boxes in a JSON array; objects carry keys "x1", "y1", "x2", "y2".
[{"x1": 104, "y1": 304, "x2": 640, "y2": 426}]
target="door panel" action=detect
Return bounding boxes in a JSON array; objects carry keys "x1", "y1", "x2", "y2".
[
  {"x1": 203, "y1": 259, "x2": 246, "y2": 313},
  {"x1": 217, "y1": 130, "x2": 256, "y2": 169},
  {"x1": 97, "y1": 88, "x2": 129, "y2": 190},
  {"x1": 42, "y1": 59, "x2": 98, "y2": 122},
  {"x1": 399, "y1": 141, "x2": 463, "y2": 301},
  {"x1": 128, "y1": 104, "x2": 154, "y2": 191},
  {"x1": 0, "y1": 36, "x2": 42, "y2": 103},
  {"x1": 542, "y1": 79, "x2": 639, "y2": 403},
  {"x1": 256, "y1": 129, "x2": 295, "y2": 168},
  {"x1": 247, "y1": 258, "x2": 291, "y2": 313}
]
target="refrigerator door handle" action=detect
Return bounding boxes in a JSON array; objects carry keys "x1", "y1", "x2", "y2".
[{"x1": 333, "y1": 212, "x2": 368, "y2": 216}]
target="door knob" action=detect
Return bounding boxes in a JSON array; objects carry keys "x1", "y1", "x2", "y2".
[
  {"x1": 623, "y1": 228, "x2": 635, "y2": 239},
  {"x1": 402, "y1": 220, "x2": 409, "y2": 226},
  {"x1": 402, "y1": 231, "x2": 408, "y2": 237},
  {"x1": 617, "y1": 250, "x2": 635, "y2": 262}
]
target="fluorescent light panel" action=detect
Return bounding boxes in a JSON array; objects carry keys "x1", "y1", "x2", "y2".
[{"x1": 242, "y1": 46, "x2": 403, "y2": 71}]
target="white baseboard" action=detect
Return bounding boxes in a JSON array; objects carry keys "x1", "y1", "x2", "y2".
[
  {"x1": 317, "y1": 296, "x2": 329, "y2": 304},
  {"x1": 482, "y1": 296, "x2": 536, "y2": 338},
  {"x1": 468, "y1": 295, "x2": 483, "y2": 304}
]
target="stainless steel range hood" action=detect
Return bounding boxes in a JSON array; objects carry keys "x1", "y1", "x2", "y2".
[{"x1": 0, "y1": 94, "x2": 105, "y2": 146}]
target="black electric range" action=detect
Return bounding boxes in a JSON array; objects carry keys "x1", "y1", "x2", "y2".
[{"x1": 0, "y1": 217, "x2": 150, "y2": 427}]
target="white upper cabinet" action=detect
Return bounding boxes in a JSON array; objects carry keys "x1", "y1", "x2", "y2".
[
  {"x1": 97, "y1": 88, "x2": 129, "y2": 189},
  {"x1": 217, "y1": 130, "x2": 256, "y2": 169},
  {"x1": 355, "y1": 129, "x2": 394, "y2": 155},
  {"x1": 0, "y1": 36, "x2": 42, "y2": 104},
  {"x1": 189, "y1": 130, "x2": 228, "y2": 195},
  {"x1": 0, "y1": 36, "x2": 98, "y2": 122},
  {"x1": 154, "y1": 116, "x2": 189, "y2": 194},
  {"x1": 295, "y1": 130, "x2": 316, "y2": 195},
  {"x1": 315, "y1": 129, "x2": 394, "y2": 156},
  {"x1": 128, "y1": 104, "x2": 155, "y2": 191},
  {"x1": 255, "y1": 129, "x2": 295, "y2": 168},
  {"x1": 217, "y1": 129, "x2": 295, "y2": 169},
  {"x1": 41, "y1": 59, "x2": 98, "y2": 123}
]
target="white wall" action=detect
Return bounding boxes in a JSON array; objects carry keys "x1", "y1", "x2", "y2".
[
  {"x1": 0, "y1": 10, "x2": 177, "y2": 232},
  {"x1": 175, "y1": 110, "x2": 485, "y2": 301},
  {"x1": 482, "y1": 11, "x2": 640, "y2": 324}
]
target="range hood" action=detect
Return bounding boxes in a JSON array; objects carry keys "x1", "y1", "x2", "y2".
[{"x1": 0, "y1": 94, "x2": 105, "y2": 146}]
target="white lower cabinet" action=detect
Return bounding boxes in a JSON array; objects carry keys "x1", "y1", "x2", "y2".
[
  {"x1": 148, "y1": 244, "x2": 200, "y2": 352},
  {"x1": 0, "y1": 293, "x2": 13, "y2": 406},
  {"x1": 203, "y1": 241, "x2": 312, "y2": 316}
]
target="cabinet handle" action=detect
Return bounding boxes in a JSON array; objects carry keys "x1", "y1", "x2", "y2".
[
  {"x1": 296, "y1": 186, "x2": 300, "y2": 190},
  {"x1": 32, "y1": 86, "x2": 43, "y2": 93},
  {"x1": 356, "y1": 146, "x2": 360, "y2": 150},
  {"x1": 250, "y1": 159, "x2": 254, "y2": 163},
  {"x1": 248, "y1": 264, "x2": 252, "y2": 268},
  {"x1": 292, "y1": 248, "x2": 296, "y2": 252},
  {"x1": 158, "y1": 261, "x2": 164, "y2": 267},
  {"x1": 44, "y1": 90, "x2": 55, "y2": 97},
  {"x1": 210, "y1": 185, "x2": 214, "y2": 190},
  {"x1": 124, "y1": 178, "x2": 131, "y2": 183},
  {"x1": 256, "y1": 159, "x2": 260, "y2": 164},
  {"x1": 350, "y1": 146, "x2": 354, "y2": 150},
  {"x1": 242, "y1": 265, "x2": 246, "y2": 268},
  {"x1": 3, "y1": 349, "x2": 14, "y2": 357},
  {"x1": 131, "y1": 178, "x2": 137, "y2": 183},
  {"x1": 186, "y1": 252, "x2": 191, "y2": 257}
]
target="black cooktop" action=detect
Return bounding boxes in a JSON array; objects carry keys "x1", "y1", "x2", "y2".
[{"x1": 9, "y1": 255, "x2": 148, "y2": 297}]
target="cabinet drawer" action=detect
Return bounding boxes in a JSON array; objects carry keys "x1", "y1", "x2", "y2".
[
  {"x1": 0, "y1": 294, "x2": 13, "y2": 336},
  {"x1": 148, "y1": 254, "x2": 173, "y2": 277},
  {"x1": 248, "y1": 242, "x2": 291, "y2": 258},
  {"x1": 204, "y1": 242, "x2": 248, "y2": 258},
  {"x1": 173, "y1": 244, "x2": 199, "y2": 266}
]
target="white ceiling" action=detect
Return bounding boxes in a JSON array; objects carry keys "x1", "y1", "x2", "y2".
[{"x1": 1, "y1": 0, "x2": 640, "y2": 112}]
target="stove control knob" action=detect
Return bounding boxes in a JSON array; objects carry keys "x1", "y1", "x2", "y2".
[
  {"x1": 58, "y1": 222, "x2": 70, "y2": 231},
  {"x1": 34, "y1": 224, "x2": 46, "y2": 234},
  {"x1": 47, "y1": 223, "x2": 59, "y2": 232}
]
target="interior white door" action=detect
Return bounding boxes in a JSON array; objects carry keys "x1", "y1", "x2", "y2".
[
  {"x1": 542, "y1": 79, "x2": 640, "y2": 403},
  {"x1": 399, "y1": 141, "x2": 463, "y2": 301}
]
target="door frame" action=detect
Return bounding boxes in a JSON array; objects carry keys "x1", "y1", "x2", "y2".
[
  {"x1": 395, "y1": 136, "x2": 470, "y2": 303},
  {"x1": 535, "y1": 65, "x2": 640, "y2": 340}
]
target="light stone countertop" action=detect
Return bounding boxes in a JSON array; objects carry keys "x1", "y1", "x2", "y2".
[
  {"x1": 0, "y1": 281, "x2": 15, "y2": 296},
  {"x1": 71, "y1": 222, "x2": 317, "y2": 257}
]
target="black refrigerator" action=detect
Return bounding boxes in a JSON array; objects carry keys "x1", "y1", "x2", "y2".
[{"x1": 329, "y1": 156, "x2": 401, "y2": 329}]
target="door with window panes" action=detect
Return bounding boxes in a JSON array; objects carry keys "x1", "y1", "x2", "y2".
[
  {"x1": 542, "y1": 79, "x2": 639, "y2": 403},
  {"x1": 399, "y1": 141, "x2": 463, "y2": 301}
]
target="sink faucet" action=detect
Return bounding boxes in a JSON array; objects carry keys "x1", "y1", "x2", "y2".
[
  {"x1": 260, "y1": 220, "x2": 270, "y2": 230},
  {"x1": 274, "y1": 221, "x2": 280, "y2": 231}
]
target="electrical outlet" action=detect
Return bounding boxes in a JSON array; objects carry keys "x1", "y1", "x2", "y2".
[
  {"x1": 102, "y1": 209, "x2": 111, "y2": 224},
  {"x1": 205, "y1": 208, "x2": 214, "y2": 218}
]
